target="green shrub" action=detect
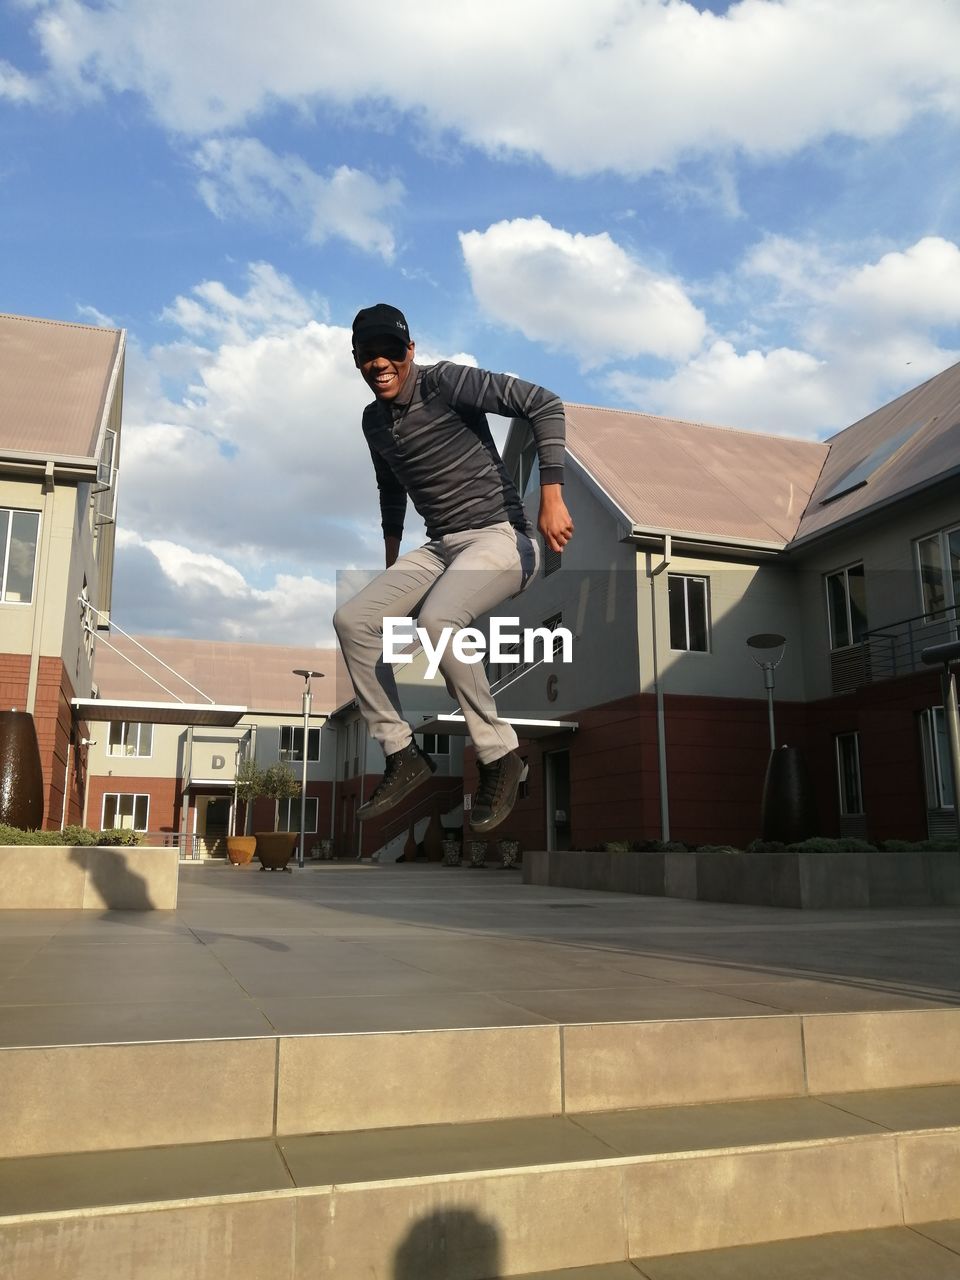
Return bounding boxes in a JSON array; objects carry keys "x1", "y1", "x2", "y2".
[
  {"x1": 746, "y1": 838, "x2": 787, "y2": 853},
  {"x1": 602, "y1": 840, "x2": 631, "y2": 852},
  {"x1": 837, "y1": 837, "x2": 877, "y2": 852},
  {"x1": 96, "y1": 828, "x2": 143, "y2": 846},
  {"x1": 660, "y1": 840, "x2": 688, "y2": 853},
  {"x1": 0, "y1": 823, "x2": 102, "y2": 845},
  {"x1": 920, "y1": 838, "x2": 960, "y2": 853},
  {"x1": 696, "y1": 844, "x2": 740, "y2": 853},
  {"x1": 787, "y1": 837, "x2": 842, "y2": 852}
]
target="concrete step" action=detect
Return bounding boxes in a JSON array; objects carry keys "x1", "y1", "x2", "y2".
[
  {"x1": 6, "y1": 1006, "x2": 960, "y2": 1158},
  {"x1": 633, "y1": 1223, "x2": 960, "y2": 1278},
  {"x1": 4, "y1": 1086, "x2": 960, "y2": 1277}
]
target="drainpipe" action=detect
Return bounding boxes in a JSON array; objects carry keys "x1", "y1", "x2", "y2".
[
  {"x1": 26, "y1": 462, "x2": 57, "y2": 715},
  {"x1": 648, "y1": 536, "x2": 672, "y2": 843},
  {"x1": 357, "y1": 722, "x2": 369, "y2": 859}
]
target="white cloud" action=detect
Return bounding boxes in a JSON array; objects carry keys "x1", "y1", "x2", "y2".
[
  {"x1": 608, "y1": 341, "x2": 833, "y2": 434},
  {"x1": 461, "y1": 216, "x2": 705, "y2": 367},
  {"x1": 193, "y1": 137, "x2": 403, "y2": 260},
  {"x1": 110, "y1": 262, "x2": 484, "y2": 639},
  {"x1": 113, "y1": 530, "x2": 338, "y2": 644},
  {"x1": 160, "y1": 260, "x2": 322, "y2": 344},
  {"x1": 0, "y1": 58, "x2": 39, "y2": 103},
  {"x1": 614, "y1": 235, "x2": 960, "y2": 436},
  {"x1": 21, "y1": 0, "x2": 960, "y2": 174}
]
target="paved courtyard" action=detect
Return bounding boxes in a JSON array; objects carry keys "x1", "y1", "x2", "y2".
[{"x1": 2, "y1": 861, "x2": 960, "y2": 1047}]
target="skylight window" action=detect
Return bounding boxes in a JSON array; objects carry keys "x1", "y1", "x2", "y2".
[{"x1": 819, "y1": 421, "x2": 924, "y2": 506}]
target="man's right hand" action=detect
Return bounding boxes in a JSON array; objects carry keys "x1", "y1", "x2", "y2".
[{"x1": 385, "y1": 535, "x2": 401, "y2": 568}]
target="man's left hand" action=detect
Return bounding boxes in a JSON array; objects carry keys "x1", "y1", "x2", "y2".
[{"x1": 538, "y1": 484, "x2": 574, "y2": 553}]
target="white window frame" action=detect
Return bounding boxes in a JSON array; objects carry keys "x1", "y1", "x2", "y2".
[
  {"x1": 825, "y1": 561, "x2": 867, "y2": 650},
  {"x1": 916, "y1": 526, "x2": 960, "y2": 624},
  {"x1": 276, "y1": 796, "x2": 318, "y2": 833},
  {"x1": 107, "y1": 721, "x2": 154, "y2": 758},
  {"x1": 0, "y1": 507, "x2": 41, "y2": 605},
  {"x1": 835, "y1": 732, "x2": 864, "y2": 816},
  {"x1": 101, "y1": 792, "x2": 150, "y2": 831},
  {"x1": 921, "y1": 707, "x2": 955, "y2": 810},
  {"x1": 668, "y1": 574, "x2": 711, "y2": 653},
  {"x1": 279, "y1": 724, "x2": 320, "y2": 763},
  {"x1": 418, "y1": 733, "x2": 450, "y2": 756}
]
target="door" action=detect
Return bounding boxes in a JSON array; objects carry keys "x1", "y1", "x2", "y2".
[
  {"x1": 197, "y1": 795, "x2": 231, "y2": 858},
  {"x1": 545, "y1": 749, "x2": 571, "y2": 851}
]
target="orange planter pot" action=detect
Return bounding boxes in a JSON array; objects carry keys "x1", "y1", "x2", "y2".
[{"x1": 226, "y1": 836, "x2": 257, "y2": 866}]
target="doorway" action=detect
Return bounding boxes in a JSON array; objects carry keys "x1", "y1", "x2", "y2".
[
  {"x1": 197, "y1": 794, "x2": 231, "y2": 858},
  {"x1": 545, "y1": 749, "x2": 571, "y2": 851}
]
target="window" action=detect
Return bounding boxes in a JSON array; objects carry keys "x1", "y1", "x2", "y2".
[
  {"x1": 835, "y1": 733, "x2": 864, "y2": 815},
  {"x1": 917, "y1": 527, "x2": 960, "y2": 621},
  {"x1": 418, "y1": 733, "x2": 450, "y2": 755},
  {"x1": 668, "y1": 575, "x2": 710, "y2": 652},
  {"x1": 276, "y1": 797, "x2": 318, "y2": 833},
  {"x1": 825, "y1": 563, "x2": 867, "y2": 649},
  {"x1": 279, "y1": 725, "x2": 320, "y2": 762},
  {"x1": 921, "y1": 707, "x2": 955, "y2": 809},
  {"x1": 102, "y1": 793, "x2": 149, "y2": 831},
  {"x1": 107, "y1": 721, "x2": 153, "y2": 758},
  {"x1": 0, "y1": 508, "x2": 40, "y2": 604}
]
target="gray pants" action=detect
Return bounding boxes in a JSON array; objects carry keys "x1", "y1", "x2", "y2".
[{"x1": 333, "y1": 522, "x2": 540, "y2": 764}]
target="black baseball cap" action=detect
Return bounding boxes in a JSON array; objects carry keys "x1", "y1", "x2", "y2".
[{"x1": 352, "y1": 303, "x2": 411, "y2": 348}]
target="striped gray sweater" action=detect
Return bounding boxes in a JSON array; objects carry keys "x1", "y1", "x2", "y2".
[{"x1": 362, "y1": 361, "x2": 565, "y2": 541}]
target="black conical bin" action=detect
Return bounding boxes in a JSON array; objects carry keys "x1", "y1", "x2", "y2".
[
  {"x1": 761, "y1": 745, "x2": 818, "y2": 844},
  {"x1": 0, "y1": 710, "x2": 45, "y2": 830}
]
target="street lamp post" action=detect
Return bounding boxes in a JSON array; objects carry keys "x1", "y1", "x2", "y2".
[
  {"x1": 921, "y1": 640, "x2": 960, "y2": 853},
  {"x1": 746, "y1": 633, "x2": 787, "y2": 751},
  {"x1": 292, "y1": 668, "x2": 323, "y2": 869}
]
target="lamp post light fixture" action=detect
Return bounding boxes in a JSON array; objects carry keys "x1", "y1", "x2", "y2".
[
  {"x1": 746, "y1": 633, "x2": 787, "y2": 752},
  {"x1": 292, "y1": 668, "x2": 324, "y2": 868},
  {"x1": 920, "y1": 640, "x2": 960, "y2": 853}
]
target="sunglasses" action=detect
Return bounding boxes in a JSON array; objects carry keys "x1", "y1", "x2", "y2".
[{"x1": 354, "y1": 337, "x2": 410, "y2": 363}]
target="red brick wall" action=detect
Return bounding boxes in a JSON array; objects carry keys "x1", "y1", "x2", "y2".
[
  {"x1": 86, "y1": 775, "x2": 182, "y2": 835},
  {"x1": 0, "y1": 653, "x2": 30, "y2": 710},
  {"x1": 463, "y1": 681, "x2": 937, "y2": 851}
]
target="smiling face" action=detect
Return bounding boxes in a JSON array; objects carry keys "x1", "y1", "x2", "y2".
[{"x1": 354, "y1": 335, "x2": 416, "y2": 401}]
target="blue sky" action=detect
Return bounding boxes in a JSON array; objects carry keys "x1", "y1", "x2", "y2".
[{"x1": 2, "y1": 0, "x2": 959, "y2": 645}]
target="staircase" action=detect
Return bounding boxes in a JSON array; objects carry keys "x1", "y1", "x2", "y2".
[{"x1": 5, "y1": 1007, "x2": 960, "y2": 1276}]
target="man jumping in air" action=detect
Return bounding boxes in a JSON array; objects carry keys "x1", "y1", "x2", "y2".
[{"x1": 333, "y1": 303, "x2": 574, "y2": 834}]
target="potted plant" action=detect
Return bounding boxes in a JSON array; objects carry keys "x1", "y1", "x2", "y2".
[
  {"x1": 255, "y1": 763, "x2": 302, "y2": 872},
  {"x1": 226, "y1": 757, "x2": 262, "y2": 866},
  {"x1": 497, "y1": 837, "x2": 520, "y2": 869}
]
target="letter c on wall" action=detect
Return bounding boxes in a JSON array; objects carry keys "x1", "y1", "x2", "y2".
[{"x1": 546, "y1": 675, "x2": 558, "y2": 702}]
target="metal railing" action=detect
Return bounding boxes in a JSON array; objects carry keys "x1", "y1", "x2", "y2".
[{"x1": 861, "y1": 604, "x2": 959, "y2": 684}]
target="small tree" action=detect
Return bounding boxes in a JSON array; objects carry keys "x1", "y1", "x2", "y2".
[
  {"x1": 234, "y1": 757, "x2": 265, "y2": 835},
  {"x1": 259, "y1": 763, "x2": 302, "y2": 832},
  {"x1": 233, "y1": 758, "x2": 301, "y2": 834}
]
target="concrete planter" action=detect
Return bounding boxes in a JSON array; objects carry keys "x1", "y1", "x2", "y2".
[
  {"x1": 0, "y1": 846, "x2": 179, "y2": 910},
  {"x1": 523, "y1": 848, "x2": 960, "y2": 909}
]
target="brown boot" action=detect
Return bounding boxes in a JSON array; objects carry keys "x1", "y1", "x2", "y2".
[
  {"x1": 358, "y1": 742, "x2": 435, "y2": 821},
  {"x1": 468, "y1": 752, "x2": 527, "y2": 834}
]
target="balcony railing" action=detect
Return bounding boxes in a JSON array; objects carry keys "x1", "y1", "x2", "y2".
[{"x1": 831, "y1": 604, "x2": 959, "y2": 692}]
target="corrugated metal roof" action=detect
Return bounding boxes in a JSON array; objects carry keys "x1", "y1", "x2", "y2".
[
  {"x1": 565, "y1": 404, "x2": 829, "y2": 547},
  {"x1": 0, "y1": 312, "x2": 123, "y2": 461},
  {"x1": 93, "y1": 636, "x2": 347, "y2": 715},
  {"x1": 790, "y1": 360, "x2": 960, "y2": 548}
]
